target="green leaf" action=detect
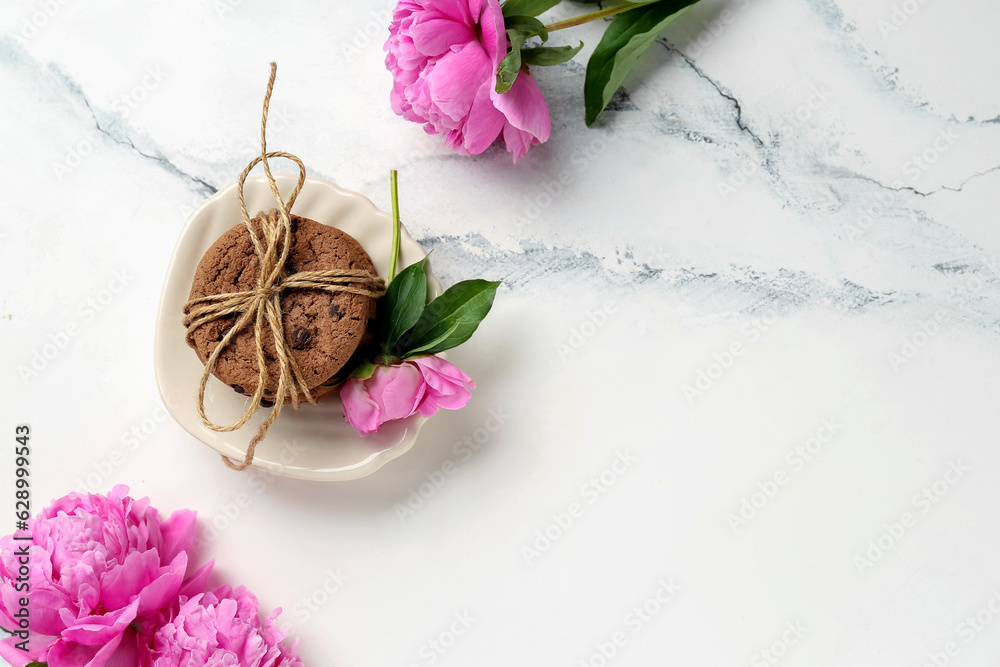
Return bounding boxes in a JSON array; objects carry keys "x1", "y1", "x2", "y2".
[
  {"x1": 502, "y1": 0, "x2": 561, "y2": 17},
  {"x1": 403, "y1": 321, "x2": 462, "y2": 358},
  {"x1": 505, "y1": 15, "x2": 548, "y2": 41},
  {"x1": 584, "y1": 0, "x2": 699, "y2": 126},
  {"x1": 350, "y1": 362, "x2": 377, "y2": 380},
  {"x1": 26, "y1": 663, "x2": 48, "y2": 667},
  {"x1": 380, "y1": 257, "x2": 428, "y2": 355},
  {"x1": 520, "y1": 41, "x2": 584, "y2": 67},
  {"x1": 404, "y1": 280, "x2": 501, "y2": 356},
  {"x1": 496, "y1": 16, "x2": 549, "y2": 94},
  {"x1": 496, "y1": 31, "x2": 529, "y2": 94}
]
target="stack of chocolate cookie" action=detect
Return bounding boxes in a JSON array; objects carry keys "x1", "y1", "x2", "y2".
[{"x1": 186, "y1": 213, "x2": 378, "y2": 405}]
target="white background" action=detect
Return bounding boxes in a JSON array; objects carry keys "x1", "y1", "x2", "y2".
[{"x1": 2, "y1": 0, "x2": 1000, "y2": 665}]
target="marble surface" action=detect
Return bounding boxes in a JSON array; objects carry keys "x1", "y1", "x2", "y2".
[{"x1": 2, "y1": 0, "x2": 1000, "y2": 664}]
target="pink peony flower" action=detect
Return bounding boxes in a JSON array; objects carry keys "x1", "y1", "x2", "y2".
[
  {"x1": 385, "y1": 0, "x2": 552, "y2": 162},
  {"x1": 341, "y1": 355, "x2": 475, "y2": 433},
  {"x1": 0, "y1": 485, "x2": 210, "y2": 667},
  {"x1": 138, "y1": 585, "x2": 302, "y2": 667}
]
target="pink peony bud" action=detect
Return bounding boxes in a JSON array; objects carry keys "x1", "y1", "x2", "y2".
[{"x1": 341, "y1": 355, "x2": 475, "y2": 433}]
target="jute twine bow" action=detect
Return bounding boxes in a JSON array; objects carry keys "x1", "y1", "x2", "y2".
[{"x1": 183, "y1": 62, "x2": 386, "y2": 471}]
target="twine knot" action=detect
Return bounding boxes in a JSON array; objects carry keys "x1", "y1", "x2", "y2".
[
  {"x1": 182, "y1": 63, "x2": 386, "y2": 471},
  {"x1": 256, "y1": 286, "x2": 280, "y2": 300}
]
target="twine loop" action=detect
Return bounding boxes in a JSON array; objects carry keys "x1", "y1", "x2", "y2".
[{"x1": 183, "y1": 63, "x2": 386, "y2": 471}]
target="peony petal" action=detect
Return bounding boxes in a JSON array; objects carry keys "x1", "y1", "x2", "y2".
[
  {"x1": 420, "y1": 373, "x2": 460, "y2": 399},
  {"x1": 101, "y1": 628, "x2": 138, "y2": 667},
  {"x1": 158, "y1": 508, "x2": 197, "y2": 565},
  {"x1": 341, "y1": 377, "x2": 382, "y2": 434},
  {"x1": 416, "y1": 380, "x2": 472, "y2": 414},
  {"x1": 373, "y1": 364, "x2": 426, "y2": 421},
  {"x1": 416, "y1": 396, "x2": 442, "y2": 418},
  {"x1": 0, "y1": 633, "x2": 54, "y2": 666},
  {"x1": 492, "y1": 70, "x2": 551, "y2": 143},
  {"x1": 408, "y1": 17, "x2": 476, "y2": 57},
  {"x1": 178, "y1": 560, "x2": 214, "y2": 599},
  {"x1": 461, "y1": 79, "x2": 506, "y2": 155},
  {"x1": 427, "y1": 384, "x2": 473, "y2": 411},
  {"x1": 47, "y1": 630, "x2": 122, "y2": 667},
  {"x1": 134, "y1": 552, "x2": 186, "y2": 617},
  {"x1": 479, "y1": 0, "x2": 507, "y2": 66},
  {"x1": 425, "y1": 41, "x2": 492, "y2": 123},
  {"x1": 502, "y1": 123, "x2": 533, "y2": 163},
  {"x1": 426, "y1": 0, "x2": 477, "y2": 27},
  {"x1": 28, "y1": 585, "x2": 78, "y2": 636},
  {"x1": 61, "y1": 598, "x2": 138, "y2": 645},
  {"x1": 99, "y1": 550, "x2": 159, "y2": 611},
  {"x1": 411, "y1": 355, "x2": 474, "y2": 384},
  {"x1": 410, "y1": 357, "x2": 475, "y2": 414}
]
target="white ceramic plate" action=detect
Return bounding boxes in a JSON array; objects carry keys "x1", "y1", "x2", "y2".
[{"x1": 153, "y1": 173, "x2": 441, "y2": 481}]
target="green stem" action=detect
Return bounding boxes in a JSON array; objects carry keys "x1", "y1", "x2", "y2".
[
  {"x1": 544, "y1": 1, "x2": 659, "y2": 32},
  {"x1": 388, "y1": 169, "x2": 401, "y2": 284}
]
